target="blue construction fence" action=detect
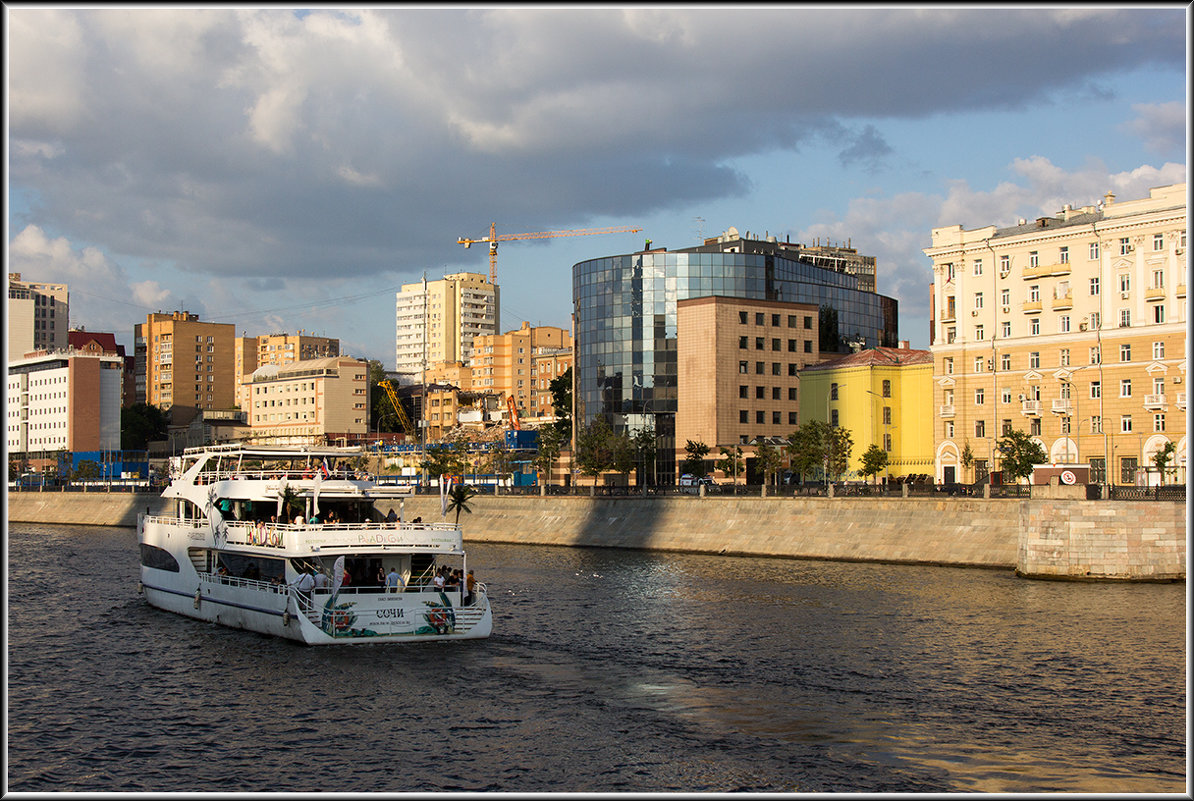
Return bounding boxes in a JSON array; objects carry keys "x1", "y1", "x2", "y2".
[{"x1": 65, "y1": 450, "x2": 150, "y2": 480}]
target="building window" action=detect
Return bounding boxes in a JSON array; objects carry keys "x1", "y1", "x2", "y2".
[
  {"x1": 740, "y1": 410, "x2": 749, "y2": 424},
  {"x1": 944, "y1": 357, "x2": 954, "y2": 375},
  {"x1": 1120, "y1": 415, "x2": 1132, "y2": 433},
  {"x1": 789, "y1": 387, "x2": 798, "y2": 401},
  {"x1": 973, "y1": 259, "x2": 983, "y2": 276},
  {"x1": 882, "y1": 380, "x2": 891, "y2": 398},
  {"x1": 739, "y1": 385, "x2": 748, "y2": 399},
  {"x1": 1119, "y1": 237, "x2": 1131, "y2": 256},
  {"x1": 1029, "y1": 418, "x2": 1041, "y2": 436},
  {"x1": 789, "y1": 411, "x2": 798, "y2": 426},
  {"x1": 974, "y1": 292, "x2": 984, "y2": 309},
  {"x1": 1154, "y1": 413, "x2": 1166, "y2": 432},
  {"x1": 788, "y1": 363, "x2": 798, "y2": 376},
  {"x1": 739, "y1": 311, "x2": 748, "y2": 324},
  {"x1": 804, "y1": 316, "x2": 813, "y2": 329},
  {"x1": 1001, "y1": 321, "x2": 1011, "y2": 338},
  {"x1": 975, "y1": 325, "x2": 985, "y2": 341},
  {"x1": 739, "y1": 336, "x2": 749, "y2": 349},
  {"x1": 1090, "y1": 346, "x2": 1100, "y2": 364},
  {"x1": 946, "y1": 421, "x2": 955, "y2": 439},
  {"x1": 1029, "y1": 251, "x2": 1039, "y2": 268},
  {"x1": 1058, "y1": 316, "x2": 1070, "y2": 333},
  {"x1": 946, "y1": 327, "x2": 956, "y2": 344},
  {"x1": 1060, "y1": 417, "x2": 1071, "y2": 434},
  {"x1": 1029, "y1": 352, "x2": 1040, "y2": 369},
  {"x1": 1153, "y1": 305, "x2": 1166, "y2": 324},
  {"x1": 830, "y1": 383, "x2": 839, "y2": 401},
  {"x1": 999, "y1": 255, "x2": 1010, "y2": 273},
  {"x1": 1000, "y1": 288, "x2": 1010, "y2": 306},
  {"x1": 803, "y1": 340, "x2": 813, "y2": 353},
  {"x1": 756, "y1": 386, "x2": 765, "y2": 399},
  {"x1": 1089, "y1": 242, "x2": 1099, "y2": 260},
  {"x1": 1119, "y1": 344, "x2": 1131, "y2": 361},
  {"x1": 1089, "y1": 311, "x2": 1101, "y2": 329},
  {"x1": 1090, "y1": 277, "x2": 1100, "y2": 295},
  {"x1": 1002, "y1": 419, "x2": 1013, "y2": 435},
  {"x1": 1059, "y1": 348, "x2": 1070, "y2": 367},
  {"x1": 1153, "y1": 341, "x2": 1165, "y2": 359},
  {"x1": 1090, "y1": 416, "x2": 1101, "y2": 434},
  {"x1": 756, "y1": 410, "x2": 765, "y2": 424},
  {"x1": 787, "y1": 315, "x2": 797, "y2": 328},
  {"x1": 1120, "y1": 457, "x2": 1138, "y2": 484},
  {"x1": 1030, "y1": 318, "x2": 1040, "y2": 337},
  {"x1": 772, "y1": 338, "x2": 781, "y2": 351},
  {"x1": 1119, "y1": 309, "x2": 1131, "y2": 327},
  {"x1": 1152, "y1": 269, "x2": 1164, "y2": 288},
  {"x1": 755, "y1": 313, "x2": 764, "y2": 325},
  {"x1": 772, "y1": 363, "x2": 781, "y2": 376},
  {"x1": 975, "y1": 420, "x2": 985, "y2": 438},
  {"x1": 772, "y1": 411, "x2": 781, "y2": 425},
  {"x1": 1090, "y1": 381, "x2": 1100, "y2": 399},
  {"x1": 882, "y1": 407, "x2": 891, "y2": 425},
  {"x1": 1120, "y1": 379, "x2": 1131, "y2": 397},
  {"x1": 883, "y1": 433, "x2": 892, "y2": 452},
  {"x1": 1000, "y1": 354, "x2": 1011, "y2": 371},
  {"x1": 830, "y1": 409, "x2": 839, "y2": 427},
  {"x1": 788, "y1": 339, "x2": 797, "y2": 352},
  {"x1": 755, "y1": 362, "x2": 764, "y2": 375},
  {"x1": 739, "y1": 361, "x2": 748, "y2": 374},
  {"x1": 975, "y1": 388, "x2": 985, "y2": 405},
  {"x1": 755, "y1": 337, "x2": 764, "y2": 350},
  {"x1": 1029, "y1": 285, "x2": 1040, "y2": 302},
  {"x1": 772, "y1": 314, "x2": 780, "y2": 326},
  {"x1": 974, "y1": 357, "x2": 984, "y2": 373},
  {"x1": 1059, "y1": 246, "x2": 1069, "y2": 264}
]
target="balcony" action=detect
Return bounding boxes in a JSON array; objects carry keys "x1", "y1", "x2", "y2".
[
  {"x1": 1021, "y1": 400, "x2": 1041, "y2": 416},
  {"x1": 1051, "y1": 292, "x2": 1073, "y2": 310},
  {"x1": 1143, "y1": 393, "x2": 1168, "y2": 410},
  {"x1": 940, "y1": 310, "x2": 956, "y2": 323},
  {"x1": 1050, "y1": 399, "x2": 1073, "y2": 415},
  {"x1": 1177, "y1": 392, "x2": 1186, "y2": 410},
  {"x1": 1022, "y1": 262, "x2": 1071, "y2": 279},
  {"x1": 1176, "y1": 283, "x2": 1186, "y2": 298},
  {"x1": 1144, "y1": 286, "x2": 1166, "y2": 302},
  {"x1": 938, "y1": 404, "x2": 955, "y2": 418},
  {"x1": 1021, "y1": 300, "x2": 1042, "y2": 314}
]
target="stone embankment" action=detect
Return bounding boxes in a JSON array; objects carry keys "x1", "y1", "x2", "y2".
[{"x1": 9, "y1": 489, "x2": 1185, "y2": 581}]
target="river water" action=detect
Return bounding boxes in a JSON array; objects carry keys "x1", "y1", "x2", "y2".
[{"x1": 6, "y1": 522, "x2": 1186, "y2": 793}]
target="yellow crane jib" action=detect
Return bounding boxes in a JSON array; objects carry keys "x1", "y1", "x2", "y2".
[
  {"x1": 380, "y1": 379, "x2": 413, "y2": 435},
  {"x1": 457, "y1": 222, "x2": 643, "y2": 284}
]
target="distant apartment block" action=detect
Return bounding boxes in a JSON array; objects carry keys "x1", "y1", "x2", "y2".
[
  {"x1": 925, "y1": 182, "x2": 1187, "y2": 485},
  {"x1": 471, "y1": 321, "x2": 570, "y2": 421},
  {"x1": 235, "y1": 331, "x2": 340, "y2": 410},
  {"x1": 134, "y1": 312, "x2": 236, "y2": 411},
  {"x1": 8, "y1": 272, "x2": 69, "y2": 361},
  {"x1": 7, "y1": 350, "x2": 123, "y2": 464},
  {"x1": 244, "y1": 356, "x2": 369, "y2": 445},
  {"x1": 68, "y1": 328, "x2": 135, "y2": 408},
  {"x1": 394, "y1": 272, "x2": 498, "y2": 381}
]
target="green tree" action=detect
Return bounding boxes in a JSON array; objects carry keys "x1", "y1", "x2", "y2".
[
  {"x1": 1153, "y1": 441, "x2": 1177, "y2": 485},
  {"x1": 75, "y1": 459, "x2": 101, "y2": 480},
  {"x1": 631, "y1": 424, "x2": 657, "y2": 490},
  {"x1": 548, "y1": 367, "x2": 573, "y2": 440},
  {"x1": 575, "y1": 415, "x2": 615, "y2": 484},
  {"x1": 960, "y1": 440, "x2": 974, "y2": 474},
  {"x1": 533, "y1": 423, "x2": 566, "y2": 486},
  {"x1": 680, "y1": 440, "x2": 711, "y2": 478},
  {"x1": 754, "y1": 440, "x2": 784, "y2": 486},
  {"x1": 717, "y1": 445, "x2": 745, "y2": 491},
  {"x1": 445, "y1": 484, "x2": 477, "y2": 526},
  {"x1": 786, "y1": 420, "x2": 828, "y2": 482},
  {"x1": 609, "y1": 429, "x2": 636, "y2": 484},
  {"x1": 485, "y1": 441, "x2": 513, "y2": 488},
  {"x1": 121, "y1": 403, "x2": 168, "y2": 450},
  {"x1": 827, "y1": 426, "x2": 854, "y2": 481},
  {"x1": 997, "y1": 429, "x2": 1047, "y2": 484},
  {"x1": 859, "y1": 444, "x2": 889, "y2": 485},
  {"x1": 420, "y1": 445, "x2": 465, "y2": 481}
]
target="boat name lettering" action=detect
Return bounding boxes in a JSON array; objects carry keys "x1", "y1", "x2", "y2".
[{"x1": 375, "y1": 608, "x2": 406, "y2": 619}]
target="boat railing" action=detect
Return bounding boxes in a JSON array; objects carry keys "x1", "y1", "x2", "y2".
[
  {"x1": 143, "y1": 516, "x2": 459, "y2": 551},
  {"x1": 193, "y1": 468, "x2": 374, "y2": 485}
]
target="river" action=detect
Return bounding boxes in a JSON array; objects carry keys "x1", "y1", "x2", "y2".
[{"x1": 6, "y1": 522, "x2": 1186, "y2": 793}]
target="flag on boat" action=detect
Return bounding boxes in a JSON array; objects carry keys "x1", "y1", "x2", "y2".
[
  {"x1": 276, "y1": 476, "x2": 288, "y2": 519},
  {"x1": 331, "y1": 554, "x2": 345, "y2": 598},
  {"x1": 440, "y1": 474, "x2": 454, "y2": 518},
  {"x1": 320, "y1": 458, "x2": 331, "y2": 479},
  {"x1": 312, "y1": 468, "x2": 322, "y2": 515}
]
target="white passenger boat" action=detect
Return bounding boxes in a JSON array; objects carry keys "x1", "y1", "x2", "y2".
[{"x1": 138, "y1": 444, "x2": 492, "y2": 644}]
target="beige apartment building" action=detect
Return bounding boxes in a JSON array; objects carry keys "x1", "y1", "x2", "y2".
[
  {"x1": 135, "y1": 312, "x2": 236, "y2": 411},
  {"x1": 925, "y1": 183, "x2": 1187, "y2": 485},
  {"x1": 8, "y1": 272, "x2": 69, "y2": 361},
  {"x1": 244, "y1": 356, "x2": 369, "y2": 445},
  {"x1": 675, "y1": 296, "x2": 820, "y2": 474},
  {"x1": 235, "y1": 332, "x2": 339, "y2": 409},
  {"x1": 471, "y1": 322, "x2": 570, "y2": 421},
  {"x1": 394, "y1": 272, "x2": 498, "y2": 381}
]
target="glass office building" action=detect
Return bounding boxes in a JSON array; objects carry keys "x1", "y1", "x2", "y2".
[{"x1": 572, "y1": 244, "x2": 897, "y2": 482}]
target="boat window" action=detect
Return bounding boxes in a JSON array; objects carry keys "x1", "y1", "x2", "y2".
[
  {"x1": 140, "y1": 544, "x2": 180, "y2": 573},
  {"x1": 217, "y1": 553, "x2": 285, "y2": 582}
]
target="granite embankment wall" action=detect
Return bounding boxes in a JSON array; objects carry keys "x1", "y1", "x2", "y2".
[{"x1": 10, "y1": 490, "x2": 1186, "y2": 580}]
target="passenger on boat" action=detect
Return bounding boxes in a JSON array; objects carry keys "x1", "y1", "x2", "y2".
[
  {"x1": 385, "y1": 508, "x2": 399, "y2": 523},
  {"x1": 465, "y1": 570, "x2": 476, "y2": 605},
  {"x1": 386, "y1": 567, "x2": 404, "y2": 593},
  {"x1": 433, "y1": 568, "x2": 446, "y2": 591},
  {"x1": 292, "y1": 569, "x2": 315, "y2": 594},
  {"x1": 308, "y1": 514, "x2": 320, "y2": 525},
  {"x1": 313, "y1": 569, "x2": 328, "y2": 590}
]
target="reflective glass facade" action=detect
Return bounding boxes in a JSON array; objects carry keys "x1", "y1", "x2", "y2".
[{"x1": 572, "y1": 249, "x2": 897, "y2": 480}]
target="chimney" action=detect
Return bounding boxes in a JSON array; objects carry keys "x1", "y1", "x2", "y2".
[{"x1": 898, "y1": 340, "x2": 910, "y2": 349}]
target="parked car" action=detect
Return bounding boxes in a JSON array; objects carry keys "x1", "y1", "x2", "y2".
[{"x1": 678, "y1": 474, "x2": 717, "y2": 494}]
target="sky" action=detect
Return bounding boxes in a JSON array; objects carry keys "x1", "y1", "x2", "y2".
[{"x1": 6, "y1": 6, "x2": 1188, "y2": 365}]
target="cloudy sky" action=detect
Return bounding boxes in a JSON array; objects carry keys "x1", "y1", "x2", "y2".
[{"x1": 7, "y1": 6, "x2": 1187, "y2": 364}]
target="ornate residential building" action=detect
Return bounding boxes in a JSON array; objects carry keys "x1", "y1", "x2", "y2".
[{"x1": 925, "y1": 183, "x2": 1186, "y2": 485}]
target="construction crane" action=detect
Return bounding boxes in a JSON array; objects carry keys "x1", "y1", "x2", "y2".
[
  {"x1": 380, "y1": 379, "x2": 413, "y2": 436},
  {"x1": 458, "y1": 223, "x2": 643, "y2": 284}
]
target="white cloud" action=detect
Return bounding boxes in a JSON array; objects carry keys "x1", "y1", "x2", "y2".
[
  {"x1": 7, "y1": 9, "x2": 87, "y2": 131},
  {"x1": 1120, "y1": 101, "x2": 1187, "y2": 157}
]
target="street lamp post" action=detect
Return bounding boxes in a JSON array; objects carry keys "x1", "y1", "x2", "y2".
[{"x1": 866, "y1": 388, "x2": 890, "y2": 487}]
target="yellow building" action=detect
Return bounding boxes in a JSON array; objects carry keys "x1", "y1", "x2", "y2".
[
  {"x1": 244, "y1": 356, "x2": 369, "y2": 445},
  {"x1": 235, "y1": 332, "x2": 340, "y2": 411},
  {"x1": 925, "y1": 183, "x2": 1186, "y2": 485},
  {"x1": 470, "y1": 321, "x2": 571, "y2": 423},
  {"x1": 798, "y1": 346, "x2": 934, "y2": 481},
  {"x1": 135, "y1": 311, "x2": 236, "y2": 411}
]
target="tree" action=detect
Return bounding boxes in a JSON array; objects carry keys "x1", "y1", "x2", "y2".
[
  {"x1": 445, "y1": 484, "x2": 476, "y2": 526},
  {"x1": 717, "y1": 445, "x2": 745, "y2": 491},
  {"x1": 754, "y1": 440, "x2": 784, "y2": 486},
  {"x1": 1153, "y1": 441, "x2": 1177, "y2": 485},
  {"x1": 786, "y1": 421, "x2": 828, "y2": 482},
  {"x1": 960, "y1": 440, "x2": 974, "y2": 474},
  {"x1": 997, "y1": 429, "x2": 1047, "y2": 484},
  {"x1": 533, "y1": 423, "x2": 566, "y2": 486},
  {"x1": 826, "y1": 426, "x2": 854, "y2": 481},
  {"x1": 631, "y1": 424, "x2": 657, "y2": 490},
  {"x1": 860, "y1": 444, "x2": 889, "y2": 485},
  {"x1": 609, "y1": 429, "x2": 636, "y2": 484},
  {"x1": 485, "y1": 441, "x2": 513, "y2": 489},
  {"x1": 420, "y1": 445, "x2": 465, "y2": 481},
  {"x1": 121, "y1": 403, "x2": 168, "y2": 450},
  {"x1": 279, "y1": 484, "x2": 304, "y2": 521},
  {"x1": 548, "y1": 367, "x2": 573, "y2": 440},
  {"x1": 75, "y1": 459, "x2": 101, "y2": 480},
  {"x1": 575, "y1": 415, "x2": 616, "y2": 484},
  {"x1": 680, "y1": 440, "x2": 710, "y2": 478}
]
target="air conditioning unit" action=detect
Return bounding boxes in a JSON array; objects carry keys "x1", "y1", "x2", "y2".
[
  {"x1": 1001, "y1": 306, "x2": 1010, "y2": 313},
  {"x1": 1121, "y1": 291, "x2": 1130, "y2": 299},
  {"x1": 1079, "y1": 322, "x2": 1088, "y2": 331},
  {"x1": 987, "y1": 359, "x2": 994, "y2": 370},
  {"x1": 1175, "y1": 377, "x2": 1183, "y2": 384},
  {"x1": 971, "y1": 310, "x2": 978, "y2": 317}
]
